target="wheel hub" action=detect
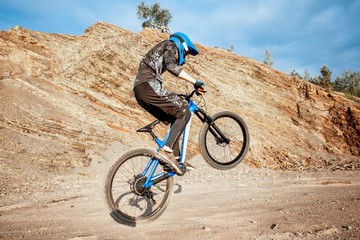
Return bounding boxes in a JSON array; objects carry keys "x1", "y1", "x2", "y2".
[
  {"x1": 217, "y1": 133, "x2": 230, "y2": 146},
  {"x1": 130, "y1": 175, "x2": 147, "y2": 196}
]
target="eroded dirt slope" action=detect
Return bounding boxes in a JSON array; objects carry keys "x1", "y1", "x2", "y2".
[{"x1": 1, "y1": 22, "x2": 359, "y2": 173}]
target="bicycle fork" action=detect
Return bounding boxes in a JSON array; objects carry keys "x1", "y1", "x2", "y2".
[{"x1": 195, "y1": 109, "x2": 231, "y2": 144}]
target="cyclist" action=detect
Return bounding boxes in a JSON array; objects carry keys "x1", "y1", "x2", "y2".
[{"x1": 133, "y1": 32, "x2": 205, "y2": 170}]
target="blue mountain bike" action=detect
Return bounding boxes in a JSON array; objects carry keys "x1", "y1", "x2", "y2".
[{"x1": 105, "y1": 90, "x2": 249, "y2": 226}]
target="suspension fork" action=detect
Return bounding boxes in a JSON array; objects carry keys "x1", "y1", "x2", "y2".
[{"x1": 195, "y1": 109, "x2": 230, "y2": 144}]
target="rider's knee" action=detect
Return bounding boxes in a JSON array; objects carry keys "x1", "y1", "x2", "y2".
[{"x1": 183, "y1": 108, "x2": 191, "y2": 122}]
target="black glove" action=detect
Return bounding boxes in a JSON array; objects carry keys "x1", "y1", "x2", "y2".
[{"x1": 194, "y1": 80, "x2": 205, "y2": 90}]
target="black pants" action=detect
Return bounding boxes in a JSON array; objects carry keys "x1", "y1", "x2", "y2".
[{"x1": 134, "y1": 81, "x2": 191, "y2": 156}]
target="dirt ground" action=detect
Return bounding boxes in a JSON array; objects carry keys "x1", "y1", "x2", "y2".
[{"x1": 0, "y1": 145, "x2": 359, "y2": 240}]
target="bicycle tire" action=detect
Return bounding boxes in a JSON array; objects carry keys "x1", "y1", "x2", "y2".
[
  {"x1": 105, "y1": 148, "x2": 174, "y2": 226},
  {"x1": 199, "y1": 111, "x2": 250, "y2": 170}
]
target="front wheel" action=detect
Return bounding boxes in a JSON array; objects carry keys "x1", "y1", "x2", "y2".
[
  {"x1": 199, "y1": 111, "x2": 250, "y2": 170},
  {"x1": 105, "y1": 148, "x2": 174, "y2": 226}
]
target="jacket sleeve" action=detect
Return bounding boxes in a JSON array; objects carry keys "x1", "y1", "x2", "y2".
[{"x1": 163, "y1": 41, "x2": 183, "y2": 76}]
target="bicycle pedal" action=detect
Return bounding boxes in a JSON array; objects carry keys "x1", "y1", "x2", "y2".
[
  {"x1": 183, "y1": 162, "x2": 195, "y2": 171},
  {"x1": 162, "y1": 163, "x2": 186, "y2": 175},
  {"x1": 179, "y1": 163, "x2": 187, "y2": 173},
  {"x1": 163, "y1": 165, "x2": 173, "y2": 172}
]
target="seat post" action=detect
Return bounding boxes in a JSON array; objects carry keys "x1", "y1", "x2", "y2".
[
  {"x1": 137, "y1": 120, "x2": 160, "y2": 140},
  {"x1": 150, "y1": 131, "x2": 157, "y2": 140}
]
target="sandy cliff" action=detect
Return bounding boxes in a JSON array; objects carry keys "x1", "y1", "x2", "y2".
[{"x1": 1, "y1": 22, "x2": 358, "y2": 174}]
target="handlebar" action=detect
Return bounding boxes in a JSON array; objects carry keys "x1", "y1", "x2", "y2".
[
  {"x1": 179, "y1": 89, "x2": 205, "y2": 101},
  {"x1": 178, "y1": 90, "x2": 197, "y2": 102}
]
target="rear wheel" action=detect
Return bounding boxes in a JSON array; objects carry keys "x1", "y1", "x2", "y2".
[
  {"x1": 199, "y1": 111, "x2": 249, "y2": 170},
  {"x1": 105, "y1": 148, "x2": 174, "y2": 226}
]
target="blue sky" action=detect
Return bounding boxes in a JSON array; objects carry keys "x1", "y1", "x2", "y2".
[{"x1": 1, "y1": 0, "x2": 359, "y2": 79}]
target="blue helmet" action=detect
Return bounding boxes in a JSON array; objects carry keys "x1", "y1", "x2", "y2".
[{"x1": 169, "y1": 32, "x2": 199, "y2": 66}]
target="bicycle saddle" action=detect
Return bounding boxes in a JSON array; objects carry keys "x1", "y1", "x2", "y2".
[{"x1": 137, "y1": 120, "x2": 160, "y2": 133}]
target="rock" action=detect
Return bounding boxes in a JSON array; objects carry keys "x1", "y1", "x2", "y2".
[
  {"x1": 342, "y1": 225, "x2": 353, "y2": 230},
  {"x1": 317, "y1": 227, "x2": 338, "y2": 236},
  {"x1": 271, "y1": 224, "x2": 278, "y2": 230},
  {"x1": 202, "y1": 227, "x2": 211, "y2": 231}
]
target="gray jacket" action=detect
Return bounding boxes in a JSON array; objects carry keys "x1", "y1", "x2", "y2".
[{"x1": 134, "y1": 40, "x2": 183, "y2": 88}]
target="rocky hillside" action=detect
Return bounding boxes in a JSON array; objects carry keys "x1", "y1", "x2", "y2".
[{"x1": 1, "y1": 22, "x2": 359, "y2": 178}]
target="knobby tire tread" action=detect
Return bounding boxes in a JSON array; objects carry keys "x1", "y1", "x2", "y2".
[
  {"x1": 199, "y1": 111, "x2": 250, "y2": 170},
  {"x1": 105, "y1": 148, "x2": 174, "y2": 226}
]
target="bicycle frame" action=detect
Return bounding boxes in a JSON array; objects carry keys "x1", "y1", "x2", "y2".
[
  {"x1": 141, "y1": 99, "x2": 198, "y2": 189},
  {"x1": 140, "y1": 92, "x2": 230, "y2": 190}
]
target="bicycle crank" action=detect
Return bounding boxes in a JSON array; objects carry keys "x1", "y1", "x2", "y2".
[{"x1": 146, "y1": 190, "x2": 156, "y2": 206}]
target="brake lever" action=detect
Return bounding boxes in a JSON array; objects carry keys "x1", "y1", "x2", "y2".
[{"x1": 195, "y1": 87, "x2": 206, "y2": 96}]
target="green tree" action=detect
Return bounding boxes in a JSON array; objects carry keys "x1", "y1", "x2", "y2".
[
  {"x1": 304, "y1": 69, "x2": 311, "y2": 82},
  {"x1": 263, "y1": 49, "x2": 274, "y2": 67},
  {"x1": 311, "y1": 65, "x2": 332, "y2": 90},
  {"x1": 214, "y1": 45, "x2": 234, "y2": 52},
  {"x1": 309, "y1": 75, "x2": 320, "y2": 85},
  {"x1": 137, "y1": 2, "x2": 172, "y2": 33},
  {"x1": 333, "y1": 73, "x2": 347, "y2": 92},
  {"x1": 290, "y1": 69, "x2": 303, "y2": 79},
  {"x1": 319, "y1": 64, "x2": 332, "y2": 90},
  {"x1": 228, "y1": 45, "x2": 234, "y2": 53},
  {"x1": 333, "y1": 70, "x2": 360, "y2": 98}
]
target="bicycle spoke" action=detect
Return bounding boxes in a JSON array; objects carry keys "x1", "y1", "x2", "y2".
[
  {"x1": 200, "y1": 112, "x2": 249, "y2": 169},
  {"x1": 106, "y1": 150, "x2": 174, "y2": 223}
]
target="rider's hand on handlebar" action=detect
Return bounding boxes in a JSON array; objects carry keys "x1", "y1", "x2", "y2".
[{"x1": 194, "y1": 80, "x2": 206, "y2": 95}]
